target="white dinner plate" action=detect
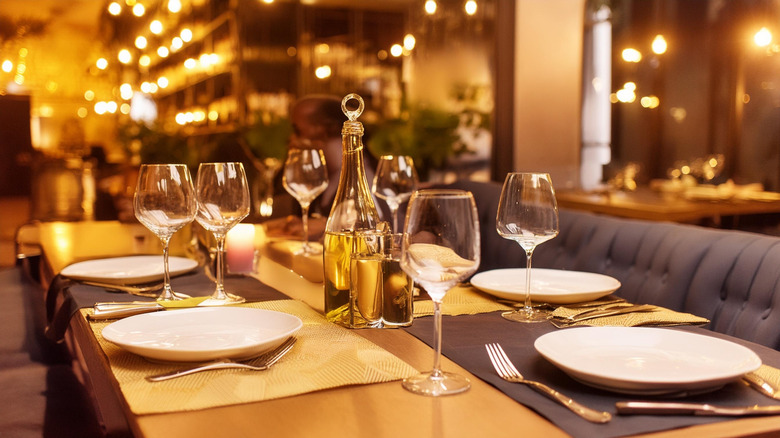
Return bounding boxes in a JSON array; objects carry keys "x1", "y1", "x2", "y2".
[
  {"x1": 61, "y1": 255, "x2": 198, "y2": 284},
  {"x1": 470, "y1": 268, "x2": 621, "y2": 304},
  {"x1": 102, "y1": 307, "x2": 303, "y2": 362},
  {"x1": 534, "y1": 327, "x2": 762, "y2": 395}
]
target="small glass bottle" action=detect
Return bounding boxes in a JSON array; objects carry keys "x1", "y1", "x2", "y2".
[{"x1": 323, "y1": 94, "x2": 382, "y2": 328}]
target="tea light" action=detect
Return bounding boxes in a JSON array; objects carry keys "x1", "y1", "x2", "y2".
[{"x1": 226, "y1": 224, "x2": 256, "y2": 273}]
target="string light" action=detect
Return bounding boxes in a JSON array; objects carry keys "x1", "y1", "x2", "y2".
[
  {"x1": 135, "y1": 36, "x2": 148, "y2": 49},
  {"x1": 150, "y1": 20, "x2": 163, "y2": 34},
  {"x1": 755, "y1": 27, "x2": 772, "y2": 47},
  {"x1": 651, "y1": 35, "x2": 667, "y2": 54},
  {"x1": 425, "y1": 0, "x2": 437, "y2": 15},
  {"x1": 118, "y1": 49, "x2": 132, "y2": 64},
  {"x1": 96, "y1": 58, "x2": 108, "y2": 69},
  {"x1": 108, "y1": 2, "x2": 122, "y2": 15},
  {"x1": 132, "y1": 3, "x2": 145, "y2": 17}
]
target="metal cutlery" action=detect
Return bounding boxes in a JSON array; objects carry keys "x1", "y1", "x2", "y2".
[
  {"x1": 146, "y1": 337, "x2": 297, "y2": 382},
  {"x1": 88, "y1": 301, "x2": 164, "y2": 320},
  {"x1": 73, "y1": 279, "x2": 163, "y2": 297},
  {"x1": 485, "y1": 343, "x2": 612, "y2": 424},
  {"x1": 616, "y1": 400, "x2": 780, "y2": 416},
  {"x1": 550, "y1": 304, "x2": 656, "y2": 327}
]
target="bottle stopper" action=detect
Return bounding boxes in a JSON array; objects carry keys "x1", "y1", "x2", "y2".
[{"x1": 341, "y1": 93, "x2": 364, "y2": 135}]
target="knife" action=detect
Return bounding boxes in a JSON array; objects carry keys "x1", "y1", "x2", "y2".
[
  {"x1": 555, "y1": 304, "x2": 656, "y2": 323},
  {"x1": 88, "y1": 302, "x2": 163, "y2": 320},
  {"x1": 616, "y1": 401, "x2": 780, "y2": 416}
]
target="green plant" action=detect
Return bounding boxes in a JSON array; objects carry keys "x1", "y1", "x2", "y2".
[{"x1": 242, "y1": 111, "x2": 292, "y2": 161}]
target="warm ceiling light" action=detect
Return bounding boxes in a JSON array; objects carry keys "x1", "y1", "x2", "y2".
[
  {"x1": 184, "y1": 58, "x2": 197, "y2": 69},
  {"x1": 108, "y1": 2, "x2": 122, "y2": 15},
  {"x1": 315, "y1": 65, "x2": 331, "y2": 79},
  {"x1": 120, "y1": 103, "x2": 131, "y2": 114},
  {"x1": 403, "y1": 34, "x2": 416, "y2": 51},
  {"x1": 139, "y1": 54, "x2": 151, "y2": 67},
  {"x1": 84, "y1": 90, "x2": 95, "y2": 101},
  {"x1": 106, "y1": 101, "x2": 118, "y2": 113},
  {"x1": 168, "y1": 0, "x2": 181, "y2": 13},
  {"x1": 465, "y1": 0, "x2": 477, "y2": 15},
  {"x1": 377, "y1": 50, "x2": 388, "y2": 60},
  {"x1": 157, "y1": 46, "x2": 170, "y2": 57},
  {"x1": 171, "y1": 37, "x2": 183, "y2": 51},
  {"x1": 96, "y1": 58, "x2": 108, "y2": 69},
  {"x1": 261, "y1": 0, "x2": 274, "y2": 3},
  {"x1": 132, "y1": 3, "x2": 145, "y2": 17},
  {"x1": 77, "y1": 107, "x2": 88, "y2": 118},
  {"x1": 135, "y1": 36, "x2": 148, "y2": 49},
  {"x1": 118, "y1": 49, "x2": 132, "y2": 64},
  {"x1": 157, "y1": 76, "x2": 169, "y2": 88},
  {"x1": 120, "y1": 83, "x2": 133, "y2": 100},
  {"x1": 150, "y1": 20, "x2": 163, "y2": 34},
  {"x1": 390, "y1": 44, "x2": 403, "y2": 57},
  {"x1": 208, "y1": 110, "x2": 218, "y2": 121},
  {"x1": 425, "y1": 0, "x2": 437, "y2": 15},
  {"x1": 651, "y1": 34, "x2": 667, "y2": 54},
  {"x1": 755, "y1": 27, "x2": 773, "y2": 47},
  {"x1": 1, "y1": 60, "x2": 12, "y2": 72},
  {"x1": 621, "y1": 48, "x2": 642, "y2": 63},
  {"x1": 94, "y1": 101, "x2": 107, "y2": 115},
  {"x1": 181, "y1": 28, "x2": 193, "y2": 42}
]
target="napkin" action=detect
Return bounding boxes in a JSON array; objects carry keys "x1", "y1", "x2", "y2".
[
  {"x1": 550, "y1": 303, "x2": 710, "y2": 327},
  {"x1": 752, "y1": 364, "x2": 780, "y2": 393},
  {"x1": 86, "y1": 299, "x2": 417, "y2": 414},
  {"x1": 413, "y1": 285, "x2": 512, "y2": 317}
]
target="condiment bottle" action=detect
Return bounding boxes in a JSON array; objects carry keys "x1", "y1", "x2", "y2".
[{"x1": 323, "y1": 93, "x2": 381, "y2": 328}]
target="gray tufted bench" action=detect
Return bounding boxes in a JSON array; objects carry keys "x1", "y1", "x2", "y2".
[{"x1": 442, "y1": 180, "x2": 780, "y2": 350}]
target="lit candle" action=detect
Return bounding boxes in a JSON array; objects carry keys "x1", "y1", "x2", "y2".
[{"x1": 226, "y1": 224, "x2": 256, "y2": 273}]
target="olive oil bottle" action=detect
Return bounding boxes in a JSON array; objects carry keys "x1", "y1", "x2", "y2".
[{"x1": 323, "y1": 94, "x2": 381, "y2": 327}]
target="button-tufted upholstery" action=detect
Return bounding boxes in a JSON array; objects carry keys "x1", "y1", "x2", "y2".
[{"x1": 440, "y1": 180, "x2": 780, "y2": 350}]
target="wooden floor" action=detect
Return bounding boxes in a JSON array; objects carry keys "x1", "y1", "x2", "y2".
[{"x1": 0, "y1": 196, "x2": 31, "y2": 268}]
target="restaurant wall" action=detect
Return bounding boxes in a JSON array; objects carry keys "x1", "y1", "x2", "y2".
[{"x1": 513, "y1": 0, "x2": 585, "y2": 189}]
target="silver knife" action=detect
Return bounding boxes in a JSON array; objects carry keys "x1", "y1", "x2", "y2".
[
  {"x1": 88, "y1": 302, "x2": 164, "y2": 320},
  {"x1": 616, "y1": 401, "x2": 780, "y2": 416},
  {"x1": 556, "y1": 304, "x2": 656, "y2": 323}
]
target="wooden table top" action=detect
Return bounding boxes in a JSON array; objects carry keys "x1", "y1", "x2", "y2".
[{"x1": 20, "y1": 220, "x2": 780, "y2": 438}]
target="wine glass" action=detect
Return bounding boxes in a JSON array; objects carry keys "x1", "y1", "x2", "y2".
[
  {"x1": 282, "y1": 148, "x2": 328, "y2": 254},
  {"x1": 372, "y1": 155, "x2": 418, "y2": 233},
  {"x1": 400, "y1": 189, "x2": 480, "y2": 396},
  {"x1": 133, "y1": 164, "x2": 197, "y2": 301},
  {"x1": 195, "y1": 162, "x2": 251, "y2": 306},
  {"x1": 496, "y1": 172, "x2": 559, "y2": 323}
]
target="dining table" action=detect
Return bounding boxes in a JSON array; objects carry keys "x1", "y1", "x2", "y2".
[{"x1": 17, "y1": 219, "x2": 780, "y2": 438}]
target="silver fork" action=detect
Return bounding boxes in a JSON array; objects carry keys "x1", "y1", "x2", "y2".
[
  {"x1": 146, "y1": 337, "x2": 297, "y2": 382},
  {"x1": 485, "y1": 343, "x2": 612, "y2": 424}
]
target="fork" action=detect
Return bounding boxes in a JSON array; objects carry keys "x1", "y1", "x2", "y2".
[
  {"x1": 485, "y1": 343, "x2": 612, "y2": 423},
  {"x1": 146, "y1": 337, "x2": 297, "y2": 382}
]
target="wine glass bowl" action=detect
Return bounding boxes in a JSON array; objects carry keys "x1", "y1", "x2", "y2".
[
  {"x1": 496, "y1": 172, "x2": 559, "y2": 323},
  {"x1": 372, "y1": 155, "x2": 418, "y2": 233},
  {"x1": 400, "y1": 189, "x2": 480, "y2": 396},
  {"x1": 283, "y1": 148, "x2": 329, "y2": 254},
  {"x1": 195, "y1": 162, "x2": 251, "y2": 306},
  {"x1": 133, "y1": 164, "x2": 197, "y2": 301}
]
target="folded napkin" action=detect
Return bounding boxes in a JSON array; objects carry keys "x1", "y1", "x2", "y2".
[
  {"x1": 86, "y1": 299, "x2": 417, "y2": 415},
  {"x1": 752, "y1": 364, "x2": 780, "y2": 392},
  {"x1": 550, "y1": 303, "x2": 710, "y2": 327},
  {"x1": 413, "y1": 285, "x2": 512, "y2": 317},
  {"x1": 261, "y1": 240, "x2": 323, "y2": 283}
]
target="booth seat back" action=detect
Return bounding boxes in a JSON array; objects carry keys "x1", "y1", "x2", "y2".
[
  {"x1": 534, "y1": 208, "x2": 780, "y2": 350},
  {"x1": 438, "y1": 180, "x2": 780, "y2": 349}
]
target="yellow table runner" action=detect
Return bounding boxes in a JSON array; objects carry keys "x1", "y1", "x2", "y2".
[
  {"x1": 413, "y1": 285, "x2": 513, "y2": 317},
  {"x1": 85, "y1": 300, "x2": 418, "y2": 415}
]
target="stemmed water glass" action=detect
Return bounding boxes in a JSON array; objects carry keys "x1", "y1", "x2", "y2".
[
  {"x1": 400, "y1": 189, "x2": 480, "y2": 396},
  {"x1": 282, "y1": 148, "x2": 328, "y2": 254},
  {"x1": 372, "y1": 155, "x2": 418, "y2": 233},
  {"x1": 195, "y1": 162, "x2": 251, "y2": 306},
  {"x1": 496, "y1": 172, "x2": 559, "y2": 323},
  {"x1": 133, "y1": 164, "x2": 197, "y2": 301}
]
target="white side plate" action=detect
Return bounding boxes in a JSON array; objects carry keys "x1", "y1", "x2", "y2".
[
  {"x1": 102, "y1": 307, "x2": 303, "y2": 362},
  {"x1": 62, "y1": 255, "x2": 198, "y2": 284},
  {"x1": 534, "y1": 327, "x2": 762, "y2": 395},
  {"x1": 470, "y1": 268, "x2": 621, "y2": 304}
]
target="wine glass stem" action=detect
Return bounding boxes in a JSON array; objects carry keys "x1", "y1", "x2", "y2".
[
  {"x1": 523, "y1": 248, "x2": 535, "y2": 311},
  {"x1": 159, "y1": 236, "x2": 175, "y2": 300},
  {"x1": 301, "y1": 203, "x2": 310, "y2": 251},
  {"x1": 390, "y1": 206, "x2": 399, "y2": 234},
  {"x1": 213, "y1": 233, "x2": 227, "y2": 299},
  {"x1": 431, "y1": 298, "x2": 444, "y2": 378}
]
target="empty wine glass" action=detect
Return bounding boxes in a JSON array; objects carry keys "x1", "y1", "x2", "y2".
[
  {"x1": 283, "y1": 148, "x2": 328, "y2": 254},
  {"x1": 195, "y1": 162, "x2": 251, "y2": 306},
  {"x1": 372, "y1": 155, "x2": 418, "y2": 233},
  {"x1": 496, "y1": 172, "x2": 559, "y2": 323},
  {"x1": 133, "y1": 164, "x2": 197, "y2": 301},
  {"x1": 400, "y1": 189, "x2": 480, "y2": 396}
]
